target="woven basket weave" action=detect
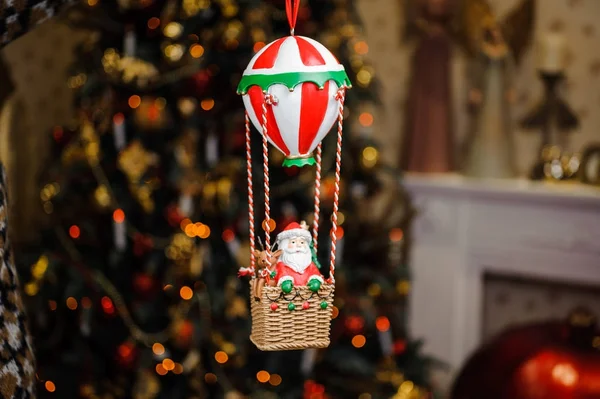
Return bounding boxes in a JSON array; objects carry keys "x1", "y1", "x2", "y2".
[{"x1": 250, "y1": 283, "x2": 334, "y2": 351}]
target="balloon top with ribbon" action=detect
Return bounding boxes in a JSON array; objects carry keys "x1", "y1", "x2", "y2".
[{"x1": 237, "y1": 0, "x2": 351, "y2": 168}]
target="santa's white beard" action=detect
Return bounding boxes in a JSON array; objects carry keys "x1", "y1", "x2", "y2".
[{"x1": 280, "y1": 247, "x2": 312, "y2": 273}]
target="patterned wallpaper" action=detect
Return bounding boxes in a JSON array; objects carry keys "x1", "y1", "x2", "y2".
[{"x1": 356, "y1": 0, "x2": 600, "y2": 174}]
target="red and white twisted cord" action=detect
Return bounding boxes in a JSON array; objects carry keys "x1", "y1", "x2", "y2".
[
  {"x1": 245, "y1": 112, "x2": 256, "y2": 278},
  {"x1": 329, "y1": 87, "x2": 346, "y2": 282},
  {"x1": 312, "y1": 143, "x2": 322, "y2": 249},
  {"x1": 261, "y1": 93, "x2": 277, "y2": 268}
]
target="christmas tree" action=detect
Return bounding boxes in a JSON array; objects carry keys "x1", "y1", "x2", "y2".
[{"x1": 15, "y1": 0, "x2": 438, "y2": 398}]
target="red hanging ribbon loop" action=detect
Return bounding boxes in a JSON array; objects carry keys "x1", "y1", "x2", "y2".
[{"x1": 285, "y1": 0, "x2": 300, "y2": 35}]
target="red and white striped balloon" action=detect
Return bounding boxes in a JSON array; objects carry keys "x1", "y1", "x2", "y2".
[{"x1": 238, "y1": 35, "x2": 350, "y2": 167}]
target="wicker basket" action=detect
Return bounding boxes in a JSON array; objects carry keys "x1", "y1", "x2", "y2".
[{"x1": 250, "y1": 282, "x2": 335, "y2": 351}]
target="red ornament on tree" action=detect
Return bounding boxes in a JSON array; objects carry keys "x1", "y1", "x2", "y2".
[
  {"x1": 133, "y1": 273, "x2": 156, "y2": 297},
  {"x1": 451, "y1": 307, "x2": 600, "y2": 399},
  {"x1": 133, "y1": 233, "x2": 153, "y2": 256},
  {"x1": 116, "y1": 341, "x2": 137, "y2": 368}
]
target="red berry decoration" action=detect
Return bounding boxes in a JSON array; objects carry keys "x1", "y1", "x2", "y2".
[
  {"x1": 270, "y1": 303, "x2": 278, "y2": 311},
  {"x1": 302, "y1": 301, "x2": 310, "y2": 310}
]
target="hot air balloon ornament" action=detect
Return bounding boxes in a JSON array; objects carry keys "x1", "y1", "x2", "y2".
[{"x1": 237, "y1": 0, "x2": 350, "y2": 351}]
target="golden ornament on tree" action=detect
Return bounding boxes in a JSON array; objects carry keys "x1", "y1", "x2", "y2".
[
  {"x1": 102, "y1": 49, "x2": 159, "y2": 88},
  {"x1": 118, "y1": 140, "x2": 160, "y2": 212},
  {"x1": 118, "y1": 140, "x2": 159, "y2": 183},
  {"x1": 93, "y1": 185, "x2": 112, "y2": 209}
]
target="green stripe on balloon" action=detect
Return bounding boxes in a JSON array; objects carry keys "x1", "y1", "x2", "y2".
[
  {"x1": 282, "y1": 156, "x2": 316, "y2": 168},
  {"x1": 237, "y1": 70, "x2": 351, "y2": 95}
]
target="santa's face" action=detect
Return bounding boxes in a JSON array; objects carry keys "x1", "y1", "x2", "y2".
[{"x1": 280, "y1": 236, "x2": 312, "y2": 273}]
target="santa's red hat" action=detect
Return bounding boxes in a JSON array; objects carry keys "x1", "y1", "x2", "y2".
[{"x1": 276, "y1": 221, "x2": 312, "y2": 243}]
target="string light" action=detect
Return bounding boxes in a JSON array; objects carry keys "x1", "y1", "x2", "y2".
[
  {"x1": 118, "y1": 342, "x2": 134, "y2": 359},
  {"x1": 376, "y1": 316, "x2": 390, "y2": 332},
  {"x1": 269, "y1": 374, "x2": 282, "y2": 386},
  {"x1": 45, "y1": 381, "x2": 56, "y2": 392},
  {"x1": 101, "y1": 296, "x2": 115, "y2": 314},
  {"x1": 147, "y1": 17, "x2": 160, "y2": 30},
  {"x1": 190, "y1": 44, "x2": 204, "y2": 58},
  {"x1": 66, "y1": 297, "x2": 78, "y2": 310},
  {"x1": 81, "y1": 297, "x2": 92, "y2": 309},
  {"x1": 31, "y1": 256, "x2": 49, "y2": 279},
  {"x1": 184, "y1": 223, "x2": 195, "y2": 237},
  {"x1": 222, "y1": 229, "x2": 235, "y2": 242},
  {"x1": 362, "y1": 146, "x2": 378, "y2": 168},
  {"x1": 389, "y1": 228, "x2": 403, "y2": 242},
  {"x1": 162, "y1": 358, "x2": 175, "y2": 371},
  {"x1": 205, "y1": 373, "x2": 217, "y2": 383},
  {"x1": 164, "y1": 44, "x2": 184, "y2": 61},
  {"x1": 155, "y1": 364, "x2": 167, "y2": 376},
  {"x1": 113, "y1": 113, "x2": 125, "y2": 125},
  {"x1": 262, "y1": 219, "x2": 276, "y2": 233},
  {"x1": 173, "y1": 363, "x2": 183, "y2": 374},
  {"x1": 214, "y1": 351, "x2": 228, "y2": 364},
  {"x1": 221, "y1": 342, "x2": 236, "y2": 355},
  {"x1": 87, "y1": 0, "x2": 98, "y2": 6},
  {"x1": 256, "y1": 370, "x2": 270, "y2": 383},
  {"x1": 69, "y1": 225, "x2": 80, "y2": 239},
  {"x1": 180, "y1": 286, "x2": 193, "y2": 300},
  {"x1": 24, "y1": 283, "x2": 38, "y2": 296},
  {"x1": 48, "y1": 300, "x2": 57, "y2": 311},
  {"x1": 352, "y1": 335, "x2": 366, "y2": 348},
  {"x1": 113, "y1": 209, "x2": 125, "y2": 223},
  {"x1": 180, "y1": 218, "x2": 191, "y2": 230},
  {"x1": 152, "y1": 343, "x2": 165, "y2": 355},
  {"x1": 198, "y1": 224, "x2": 211, "y2": 239},
  {"x1": 253, "y1": 42, "x2": 266, "y2": 52},
  {"x1": 200, "y1": 98, "x2": 215, "y2": 111},
  {"x1": 397, "y1": 280, "x2": 410, "y2": 295},
  {"x1": 163, "y1": 22, "x2": 183, "y2": 38},
  {"x1": 346, "y1": 315, "x2": 364, "y2": 332},
  {"x1": 357, "y1": 68, "x2": 373, "y2": 87},
  {"x1": 354, "y1": 40, "x2": 369, "y2": 55},
  {"x1": 128, "y1": 95, "x2": 141, "y2": 109},
  {"x1": 359, "y1": 112, "x2": 374, "y2": 127},
  {"x1": 331, "y1": 306, "x2": 339, "y2": 319}
]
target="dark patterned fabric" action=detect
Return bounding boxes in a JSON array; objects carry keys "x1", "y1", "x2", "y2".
[
  {"x1": 0, "y1": 0, "x2": 74, "y2": 48},
  {"x1": 0, "y1": 164, "x2": 36, "y2": 399}
]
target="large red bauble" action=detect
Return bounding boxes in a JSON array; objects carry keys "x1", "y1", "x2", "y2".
[{"x1": 451, "y1": 309, "x2": 600, "y2": 399}]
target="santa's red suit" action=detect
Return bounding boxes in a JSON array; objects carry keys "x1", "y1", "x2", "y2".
[
  {"x1": 270, "y1": 221, "x2": 325, "y2": 287},
  {"x1": 274, "y1": 261, "x2": 323, "y2": 287}
]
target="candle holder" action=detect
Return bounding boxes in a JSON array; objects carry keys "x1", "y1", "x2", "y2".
[{"x1": 521, "y1": 71, "x2": 579, "y2": 153}]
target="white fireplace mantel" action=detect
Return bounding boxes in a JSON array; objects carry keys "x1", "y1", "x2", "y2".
[{"x1": 403, "y1": 173, "x2": 600, "y2": 390}]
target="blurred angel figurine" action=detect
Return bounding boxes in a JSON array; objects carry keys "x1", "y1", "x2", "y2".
[
  {"x1": 400, "y1": 0, "x2": 458, "y2": 173},
  {"x1": 460, "y1": 0, "x2": 535, "y2": 178}
]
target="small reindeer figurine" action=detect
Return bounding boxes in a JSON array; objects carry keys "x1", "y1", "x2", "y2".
[{"x1": 238, "y1": 237, "x2": 281, "y2": 301}]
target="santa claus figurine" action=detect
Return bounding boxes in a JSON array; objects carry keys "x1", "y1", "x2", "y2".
[{"x1": 271, "y1": 221, "x2": 324, "y2": 294}]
